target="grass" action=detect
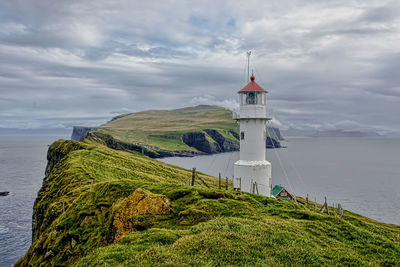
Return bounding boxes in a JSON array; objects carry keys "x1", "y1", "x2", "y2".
[
  {"x1": 17, "y1": 139, "x2": 400, "y2": 266},
  {"x1": 95, "y1": 105, "x2": 239, "y2": 152}
]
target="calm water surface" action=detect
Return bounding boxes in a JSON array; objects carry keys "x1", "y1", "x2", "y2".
[
  {"x1": 0, "y1": 136, "x2": 63, "y2": 266},
  {"x1": 160, "y1": 137, "x2": 400, "y2": 226}
]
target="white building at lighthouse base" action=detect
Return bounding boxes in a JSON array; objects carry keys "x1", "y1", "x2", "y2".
[{"x1": 234, "y1": 160, "x2": 271, "y2": 196}]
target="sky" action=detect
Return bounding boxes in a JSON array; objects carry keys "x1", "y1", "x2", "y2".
[{"x1": 0, "y1": 0, "x2": 399, "y2": 134}]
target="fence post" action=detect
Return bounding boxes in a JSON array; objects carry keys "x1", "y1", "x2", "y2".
[
  {"x1": 191, "y1": 168, "x2": 196, "y2": 186},
  {"x1": 325, "y1": 197, "x2": 329, "y2": 214},
  {"x1": 320, "y1": 196, "x2": 329, "y2": 214},
  {"x1": 219, "y1": 173, "x2": 221, "y2": 189},
  {"x1": 338, "y1": 203, "x2": 344, "y2": 215},
  {"x1": 225, "y1": 177, "x2": 228, "y2": 190},
  {"x1": 239, "y1": 177, "x2": 242, "y2": 191}
]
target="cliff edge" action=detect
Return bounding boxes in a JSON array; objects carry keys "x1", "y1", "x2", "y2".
[{"x1": 16, "y1": 140, "x2": 400, "y2": 266}]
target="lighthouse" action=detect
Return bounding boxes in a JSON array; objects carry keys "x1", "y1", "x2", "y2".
[{"x1": 233, "y1": 75, "x2": 272, "y2": 196}]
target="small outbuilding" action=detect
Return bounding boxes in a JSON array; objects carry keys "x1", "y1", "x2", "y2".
[{"x1": 271, "y1": 185, "x2": 294, "y2": 200}]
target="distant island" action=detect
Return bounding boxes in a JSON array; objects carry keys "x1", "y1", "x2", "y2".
[
  {"x1": 71, "y1": 105, "x2": 283, "y2": 158},
  {"x1": 310, "y1": 129, "x2": 381, "y2": 138},
  {"x1": 281, "y1": 127, "x2": 382, "y2": 138}
]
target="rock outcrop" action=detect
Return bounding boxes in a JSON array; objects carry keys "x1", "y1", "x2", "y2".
[
  {"x1": 267, "y1": 126, "x2": 284, "y2": 141},
  {"x1": 203, "y1": 129, "x2": 239, "y2": 152},
  {"x1": 71, "y1": 126, "x2": 98, "y2": 141},
  {"x1": 181, "y1": 129, "x2": 239, "y2": 154},
  {"x1": 181, "y1": 132, "x2": 217, "y2": 154},
  {"x1": 266, "y1": 136, "x2": 281, "y2": 149},
  {"x1": 113, "y1": 189, "x2": 171, "y2": 242},
  {"x1": 85, "y1": 131, "x2": 202, "y2": 158}
]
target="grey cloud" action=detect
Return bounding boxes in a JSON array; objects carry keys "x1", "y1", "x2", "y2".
[
  {"x1": 0, "y1": 0, "x2": 399, "y2": 133},
  {"x1": 358, "y1": 3, "x2": 400, "y2": 23}
]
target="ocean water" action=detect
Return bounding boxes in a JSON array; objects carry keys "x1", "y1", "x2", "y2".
[
  {"x1": 0, "y1": 137, "x2": 399, "y2": 266},
  {"x1": 159, "y1": 137, "x2": 400, "y2": 226},
  {"x1": 0, "y1": 136, "x2": 62, "y2": 266}
]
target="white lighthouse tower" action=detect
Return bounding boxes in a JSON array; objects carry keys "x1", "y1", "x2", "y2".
[{"x1": 233, "y1": 73, "x2": 272, "y2": 196}]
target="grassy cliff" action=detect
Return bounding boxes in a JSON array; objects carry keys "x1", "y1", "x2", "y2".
[
  {"x1": 17, "y1": 140, "x2": 400, "y2": 266},
  {"x1": 98, "y1": 105, "x2": 238, "y2": 151},
  {"x1": 73, "y1": 105, "x2": 281, "y2": 157}
]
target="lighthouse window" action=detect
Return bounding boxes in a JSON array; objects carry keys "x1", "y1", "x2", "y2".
[
  {"x1": 241, "y1": 131, "x2": 245, "y2": 140},
  {"x1": 247, "y1": 92, "x2": 256, "y2": 104}
]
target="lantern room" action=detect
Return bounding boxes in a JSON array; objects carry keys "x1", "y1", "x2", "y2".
[{"x1": 238, "y1": 75, "x2": 267, "y2": 106}]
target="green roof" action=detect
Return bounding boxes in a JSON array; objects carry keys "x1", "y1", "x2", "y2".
[{"x1": 271, "y1": 185, "x2": 283, "y2": 197}]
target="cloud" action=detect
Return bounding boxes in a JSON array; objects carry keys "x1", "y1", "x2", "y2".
[
  {"x1": 190, "y1": 95, "x2": 239, "y2": 110},
  {"x1": 0, "y1": 0, "x2": 399, "y2": 133}
]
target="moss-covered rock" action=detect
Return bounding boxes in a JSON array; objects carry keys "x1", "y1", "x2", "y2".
[{"x1": 113, "y1": 189, "x2": 171, "y2": 242}]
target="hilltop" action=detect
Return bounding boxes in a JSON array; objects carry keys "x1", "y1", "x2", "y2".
[
  {"x1": 17, "y1": 140, "x2": 400, "y2": 266},
  {"x1": 72, "y1": 105, "x2": 282, "y2": 158}
]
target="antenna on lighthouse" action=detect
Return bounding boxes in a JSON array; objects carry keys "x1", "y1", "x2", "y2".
[{"x1": 246, "y1": 51, "x2": 251, "y2": 81}]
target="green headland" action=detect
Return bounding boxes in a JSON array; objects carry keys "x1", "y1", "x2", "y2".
[
  {"x1": 99, "y1": 105, "x2": 239, "y2": 151},
  {"x1": 17, "y1": 138, "x2": 400, "y2": 266},
  {"x1": 72, "y1": 105, "x2": 282, "y2": 158}
]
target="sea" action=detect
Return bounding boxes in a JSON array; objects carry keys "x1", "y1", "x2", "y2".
[
  {"x1": 1, "y1": 136, "x2": 399, "y2": 266},
  {"x1": 0, "y1": 136, "x2": 65, "y2": 266}
]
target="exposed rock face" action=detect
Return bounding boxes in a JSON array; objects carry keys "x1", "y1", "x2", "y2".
[
  {"x1": 113, "y1": 189, "x2": 171, "y2": 242},
  {"x1": 267, "y1": 126, "x2": 284, "y2": 141},
  {"x1": 181, "y1": 132, "x2": 218, "y2": 153},
  {"x1": 71, "y1": 126, "x2": 97, "y2": 141},
  {"x1": 203, "y1": 129, "x2": 239, "y2": 152},
  {"x1": 85, "y1": 131, "x2": 202, "y2": 158},
  {"x1": 266, "y1": 136, "x2": 281, "y2": 149},
  {"x1": 182, "y1": 130, "x2": 239, "y2": 154},
  {"x1": 229, "y1": 130, "x2": 239, "y2": 140}
]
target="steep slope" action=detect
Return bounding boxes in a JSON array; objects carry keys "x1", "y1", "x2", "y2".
[
  {"x1": 72, "y1": 105, "x2": 282, "y2": 157},
  {"x1": 17, "y1": 140, "x2": 400, "y2": 266}
]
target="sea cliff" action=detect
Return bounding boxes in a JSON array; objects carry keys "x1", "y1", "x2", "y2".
[
  {"x1": 71, "y1": 105, "x2": 283, "y2": 158},
  {"x1": 16, "y1": 139, "x2": 400, "y2": 266}
]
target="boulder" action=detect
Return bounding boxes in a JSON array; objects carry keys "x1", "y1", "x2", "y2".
[{"x1": 113, "y1": 189, "x2": 171, "y2": 242}]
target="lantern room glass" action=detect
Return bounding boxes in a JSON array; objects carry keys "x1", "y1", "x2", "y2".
[{"x1": 241, "y1": 92, "x2": 265, "y2": 105}]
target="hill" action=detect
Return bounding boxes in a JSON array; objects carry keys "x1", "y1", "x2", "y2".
[
  {"x1": 16, "y1": 140, "x2": 400, "y2": 266},
  {"x1": 72, "y1": 105, "x2": 282, "y2": 158}
]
